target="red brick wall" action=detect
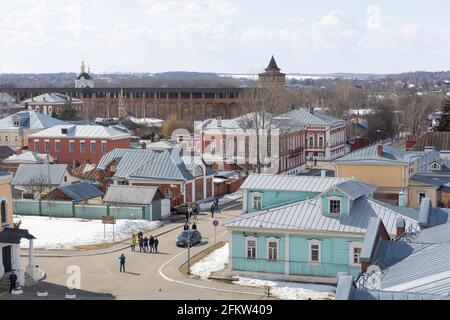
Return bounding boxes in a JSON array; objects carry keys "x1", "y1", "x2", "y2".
[{"x1": 28, "y1": 137, "x2": 131, "y2": 167}]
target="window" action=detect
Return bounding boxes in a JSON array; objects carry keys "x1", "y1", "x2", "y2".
[
  {"x1": 252, "y1": 192, "x2": 262, "y2": 210},
  {"x1": 308, "y1": 239, "x2": 321, "y2": 264},
  {"x1": 1, "y1": 200, "x2": 7, "y2": 225},
  {"x1": 349, "y1": 242, "x2": 363, "y2": 267},
  {"x1": 91, "y1": 141, "x2": 96, "y2": 153},
  {"x1": 34, "y1": 140, "x2": 40, "y2": 152},
  {"x1": 69, "y1": 141, "x2": 75, "y2": 153},
  {"x1": 110, "y1": 165, "x2": 117, "y2": 172},
  {"x1": 14, "y1": 135, "x2": 18, "y2": 143},
  {"x1": 308, "y1": 136, "x2": 314, "y2": 147},
  {"x1": 80, "y1": 141, "x2": 86, "y2": 153},
  {"x1": 319, "y1": 136, "x2": 324, "y2": 147},
  {"x1": 165, "y1": 188, "x2": 172, "y2": 199},
  {"x1": 101, "y1": 141, "x2": 107, "y2": 154},
  {"x1": 55, "y1": 140, "x2": 61, "y2": 153},
  {"x1": 430, "y1": 162, "x2": 441, "y2": 171},
  {"x1": 210, "y1": 137, "x2": 216, "y2": 155},
  {"x1": 267, "y1": 238, "x2": 279, "y2": 261},
  {"x1": 329, "y1": 198, "x2": 341, "y2": 214},
  {"x1": 13, "y1": 120, "x2": 20, "y2": 127},
  {"x1": 418, "y1": 192, "x2": 427, "y2": 204},
  {"x1": 45, "y1": 140, "x2": 50, "y2": 153},
  {"x1": 246, "y1": 237, "x2": 257, "y2": 260}
]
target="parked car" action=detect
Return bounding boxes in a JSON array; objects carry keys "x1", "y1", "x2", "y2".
[
  {"x1": 172, "y1": 202, "x2": 200, "y2": 215},
  {"x1": 176, "y1": 230, "x2": 202, "y2": 247}
]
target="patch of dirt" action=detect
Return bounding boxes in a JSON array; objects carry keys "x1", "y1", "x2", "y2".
[{"x1": 74, "y1": 243, "x2": 117, "y2": 251}]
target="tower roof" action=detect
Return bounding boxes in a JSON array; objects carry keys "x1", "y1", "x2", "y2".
[{"x1": 265, "y1": 56, "x2": 281, "y2": 71}]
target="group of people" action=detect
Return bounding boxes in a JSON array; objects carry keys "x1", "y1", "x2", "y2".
[
  {"x1": 130, "y1": 231, "x2": 159, "y2": 253},
  {"x1": 210, "y1": 198, "x2": 220, "y2": 218},
  {"x1": 184, "y1": 222, "x2": 197, "y2": 230},
  {"x1": 185, "y1": 206, "x2": 198, "y2": 222}
]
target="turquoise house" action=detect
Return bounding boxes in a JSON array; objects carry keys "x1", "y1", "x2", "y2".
[{"x1": 226, "y1": 175, "x2": 431, "y2": 284}]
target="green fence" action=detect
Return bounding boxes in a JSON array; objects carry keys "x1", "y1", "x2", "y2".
[{"x1": 13, "y1": 200, "x2": 154, "y2": 221}]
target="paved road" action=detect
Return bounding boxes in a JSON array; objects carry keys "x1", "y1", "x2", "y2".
[{"x1": 3, "y1": 200, "x2": 272, "y2": 300}]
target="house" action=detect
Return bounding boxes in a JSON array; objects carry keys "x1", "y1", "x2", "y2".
[
  {"x1": 275, "y1": 107, "x2": 347, "y2": 161},
  {"x1": 47, "y1": 182, "x2": 104, "y2": 203},
  {"x1": 22, "y1": 93, "x2": 83, "y2": 116},
  {"x1": 199, "y1": 113, "x2": 306, "y2": 175},
  {"x1": 12, "y1": 164, "x2": 80, "y2": 199},
  {"x1": 336, "y1": 215, "x2": 450, "y2": 300},
  {"x1": 225, "y1": 176, "x2": 448, "y2": 284},
  {"x1": 96, "y1": 148, "x2": 216, "y2": 208},
  {"x1": 28, "y1": 125, "x2": 132, "y2": 167},
  {"x1": 104, "y1": 185, "x2": 170, "y2": 220},
  {"x1": 0, "y1": 110, "x2": 68, "y2": 150},
  {"x1": 1, "y1": 151, "x2": 55, "y2": 173},
  {"x1": 0, "y1": 173, "x2": 38, "y2": 286},
  {"x1": 0, "y1": 93, "x2": 24, "y2": 118},
  {"x1": 0, "y1": 146, "x2": 15, "y2": 160},
  {"x1": 334, "y1": 144, "x2": 441, "y2": 205}
]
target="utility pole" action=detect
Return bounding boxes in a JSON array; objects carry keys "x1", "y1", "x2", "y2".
[{"x1": 187, "y1": 206, "x2": 191, "y2": 275}]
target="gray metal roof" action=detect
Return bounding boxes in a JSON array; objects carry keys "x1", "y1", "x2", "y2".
[
  {"x1": 276, "y1": 107, "x2": 345, "y2": 126},
  {"x1": 0, "y1": 110, "x2": 68, "y2": 129},
  {"x1": 22, "y1": 93, "x2": 82, "y2": 105},
  {"x1": 334, "y1": 180, "x2": 377, "y2": 200},
  {"x1": 12, "y1": 164, "x2": 68, "y2": 186},
  {"x1": 360, "y1": 217, "x2": 383, "y2": 263},
  {"x1": 58, "y1": 182, "x2": 104, "y2": 201},
  {"x1": 414, "y1": 221, "x2": 450, "y2": 244},
  {"x1": 104, "y1": 185, "x2": 159, "y2": 205},
  {"x1": 334, "y1": 144, "x2": 423, "y2": 164},
  {"x1": 29, "y1": 125, "x2": 131, "y2": 139},
  {"x1": 240, "y1": 174, "x2": 349, "y2": 193},
  {"x1": 225, "y1": 196, "x2": 420, "y2": 236}
]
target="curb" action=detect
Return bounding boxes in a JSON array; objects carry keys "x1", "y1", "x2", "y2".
[{"x1": 20, "y1": 223, "x2": 184, "y2": 258}]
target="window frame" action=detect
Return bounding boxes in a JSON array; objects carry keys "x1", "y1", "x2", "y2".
[
  {"x1": 69, "y1": 140, "x2": 75, "y2": 153},
  {"x1": 266, "y1": 237, "x2": 279, "y2": 261},
  {"x1": 349, "y1": 242, "x2": 363, "y2": 267},
  {"x1": 33, "y1": 139, "x2": 40, "y2": 152},
  {"x1": 80, "y1": 140, "x2": 86, "y2": 153},
  {"x1": 90, "y1": 140, "x2": 97, "y2": 153},
  {"x1": 308, "y1": 239, "x2": 322, "y2": 264},
  {"x1": 1, "y1": 200, "x2": 7, "y2": 226},
  {"x1": 418, "y1": 192, "x2": 427, "y2": 204},
  {"x1": 55, "y1": 140, "x2": 61, "y2": 153},
  {"x1": 329, "y1": 197, "x2": 341, "y2": 214},
  {"x1": 245, "y1": 236, "x2": 257, "y2": 260},
  {"x1": 252, "y1": 192, "x2": 263, "y2": 210}
]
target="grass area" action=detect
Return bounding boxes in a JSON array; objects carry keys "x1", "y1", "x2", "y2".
[{"x1": 179, "y1": 241, "x2": 226, "y2": 275}]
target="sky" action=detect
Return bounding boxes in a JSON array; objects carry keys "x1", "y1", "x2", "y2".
[{"x1": 1, "y1": 0, "x2": 450, "y2": 74}]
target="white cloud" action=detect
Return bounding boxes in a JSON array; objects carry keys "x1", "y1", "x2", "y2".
[{"x1": 141, "y1": 0, "x2": 236, "y2": 18}]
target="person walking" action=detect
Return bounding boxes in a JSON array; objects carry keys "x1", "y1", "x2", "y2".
[
  {"x1": 154, "y1": 237, "x2": 159, "y2": 253},
  {"x1": 119, "y1": 254, "x2": 126, "y2": 272},
  {"x1": 215, "y1": 199, "x2": 220, "y2": 213},
  {"x1": 131, "y1": 234, "x2": 136, "y2": 252},
  {"x1": 9, "y1": 271, "x2": 17, "y2": 293},
  {"x1": 185, "y1": 210, "x2": 189, "y2": 222},
  {"x1": 184, "y1": 223, "x2": 189, "y2": 231},
  {"x1": 210, "y1": 203, "x2": 215, "y2": 218},
  {"x1": 192, "y1": 222, "x2": 197, "y2": 230},
  {"x1": 143, "y1": 237, "x2": 149, "y2": 252},
  {"x1": 138, "y1": 231, "x2": 143, "y2": 240},
  {"x1": 149, "y1": 236, "x2": 155, "y2": 253}
]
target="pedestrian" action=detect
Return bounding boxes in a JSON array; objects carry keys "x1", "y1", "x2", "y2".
[
  {"x1": 149, "y1": 236, "x2": 155, "y2": 253},
  {"x1": 138, "y1": 236, "x2": 144, "y2": 252},
  {"x1": 210, "y1": 203, "x2": 215, "y2": 218},
  {"x1": 215, "y1": 199, "x2": 220, "y2": 213},
  {"x1": 314, "y1": 158, "x2": 317, "y2": 166},
  {"x1": 154, "y1": 237, "x2": 159, "y2": 253},
  {"x1": 138, "y1": 231, "x2": 143, "y2": 240},
  {"x1": 131, "y1": 234, "x2": 136, "y2": 252},
  {"x1": 184, "y1": 223, "x2": 189, "y2": 231},
  {"x1": 188, "y1": 206, "x2": 193, "y2": 219},
  {"x1": 192, "y1": 222, "x2": 197, "y2": 230},
  {"x1": 119, "y1": 254, "x2": 126, "y2": 272},
  {"x1": 143, "y1": 237, "x2": 149, "y2": 252},
  {"x1": 185, "y1": 211, "x2": 189, "y2": 222},
  {"x1": 9, "y1": 271, "x2": 17, "y2": 293}
]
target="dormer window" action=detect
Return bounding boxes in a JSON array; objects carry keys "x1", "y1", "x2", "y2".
[
  {"x1": 430, "y1": 162, "x2": 441, "y2": 171},
  {"x1": 13, "y1": 119, "x2": 20, "y2": 127},
  {"x1": 252, "y1": 192, "x2": 263, "y2": 210},
  {"x1": 329, "y1": 197, "x2": 341, "y2": 214}
]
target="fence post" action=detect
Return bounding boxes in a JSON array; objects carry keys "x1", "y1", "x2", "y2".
[
  {"x1": 107, "y1": 204, "x2": 110, "y2": 216},
  {"x1": 72, "y1": 201, "x2": 76, "y2": 218},
  {"x1": 39, "y1": 199, "x2": 42, "y2": 216},
  {"x1": 142, "y1": 206, "x2": 146, "y2": 220}
]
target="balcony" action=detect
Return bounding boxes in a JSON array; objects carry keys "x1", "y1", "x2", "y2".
[{"x1": 306, "y1": 145, "x2": 326, "y2": 151}]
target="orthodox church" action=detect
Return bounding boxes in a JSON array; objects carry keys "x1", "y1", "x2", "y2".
[{"x1": 74, "y1": 60, "x2": 94, "y2": 88}]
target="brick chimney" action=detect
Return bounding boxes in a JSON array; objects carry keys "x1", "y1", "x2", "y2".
[
  {"x1": 377, "y1": 144, "x2": 383, "y2": 157},
  {"x1": 396, "y1": 218, "x2": 405, "y2": 237}
]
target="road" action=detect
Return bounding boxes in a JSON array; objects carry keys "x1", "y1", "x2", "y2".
[{"x1": 2, "y1": 200, "x2": 272, "y2": 300}]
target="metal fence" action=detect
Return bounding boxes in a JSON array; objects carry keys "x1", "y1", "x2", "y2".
[{"x1": 13, "y1": 199, "x2": 153, "y2": 220}]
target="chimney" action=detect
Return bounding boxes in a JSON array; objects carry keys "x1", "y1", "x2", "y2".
[
  {"x1": 309, "y1": 106, "x2": 314, "y2": 114},
  {"x1": 321, "y1": 170, "x2": 326, "y2": 177},
  {"x1": 141, "y1": 142, "x2": 147, "y2": 149},
  {"x1": 441, "y1": 150, "x2": 450, "y2": 161},
  {"x1": 424, "y1": 146, "x2": 436, "y2": 153},
  {"x1": 396, "y1": 218, "x2": 406, "y2": 237},
  {"x1": 377, "y1": 145, "x2": 383, "y2": 157},
  {"x1": 398, "y1": 191, "x2": 406, "y2": 207},
  {"x1": 217, "y1": 116, "x2": 222, "y2": 127}
]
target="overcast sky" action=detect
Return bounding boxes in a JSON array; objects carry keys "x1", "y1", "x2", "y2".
[{"x1": 1, "y1": 0, "x2": 449, "y2": 74}]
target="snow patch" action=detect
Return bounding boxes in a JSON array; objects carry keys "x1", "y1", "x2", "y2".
[
  {"x1": 191, "y1": 243, "x2": 229, "y2": 279},
  {"x1": 200, "y1": 191, "x2": 242, "y2": 210},
  {"x1": 14, "y1": 215, "x2": 163, "y2": 250}
]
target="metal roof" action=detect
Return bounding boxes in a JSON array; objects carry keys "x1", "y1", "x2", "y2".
[
  {"x1": 12, "y1": 164, "x2": 68, "y2": 186},
  {"x1": 240, "y1": 174, "x2": 349, "y2": 193},
  {"x1": 22, "y1": 93, "x2": 82, "y2": 105},
  {"x1": 0, "y1": 110, "x2": 68, "y2": 129},
  {"x1": 351, "y1": 288, "x2": 449, "y2": 300},
  {"x1": 276, "y1": 107, "x2": 345, "y2": 126},
  {"x1": 4, "y1": 151, "x2": 54, "y2": 164},
  {"x1": 104, "y1": 185, "x2": 159, "y2": 205},
  {"x1": 0, "y1": 146, "x2": 15, "y2": 158},
  {"x1": 413, "y1": 221, "x2": 450, "y2": 244},
  {"x1": 334, "y1": 180, "x2": 377, "y2": 200},
  {"x1": 225, "y1": 196, "x2": 420, "y2": 236},
  {"x1": 58, "y1": 182, "x2": 104, "y2": 201},
  {"x1": 334, "y1": 144, "x2": 423, "y2": 164},
  {"x1": 29, "y1": 125, "x2": 131, "y2": 139}
]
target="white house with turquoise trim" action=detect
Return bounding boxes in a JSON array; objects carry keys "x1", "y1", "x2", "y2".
[{"x1": 225, "y1": 174, "x2": 445, "y2": 284}]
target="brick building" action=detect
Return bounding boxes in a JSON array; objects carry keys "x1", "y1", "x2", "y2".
[{"x1": 28, "y1": 125, "x2": 131, "y2": 167}]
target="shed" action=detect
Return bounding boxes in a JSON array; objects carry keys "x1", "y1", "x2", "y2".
[{"x1": 55, "y1": 182, "x2": 104, "y2": 202}]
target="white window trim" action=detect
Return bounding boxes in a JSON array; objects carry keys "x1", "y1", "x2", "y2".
[
  {"x1": 430, "y1": 162, "x2": 441, "y2": 170},
  {"x1": 245, "y1": 236, "x2": 258, "y2": 260},
  {"x1": 266, "y1": 237, "x2": 279, "y2": 261},
  {"x1": 252, "y1": 192, "x2": 263, "y2": 210},
  {"x1": 308, "y1": 239, "x2": 322, "y2": 264},
  {"x1": 349, "y1": 242, "x2": 363, "y2": 267},
  {"x1": 328, "y1": 196, "x2": 341, "y2": 214}
]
